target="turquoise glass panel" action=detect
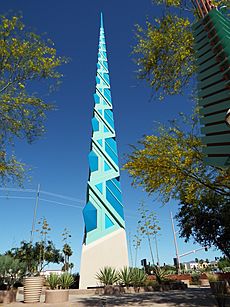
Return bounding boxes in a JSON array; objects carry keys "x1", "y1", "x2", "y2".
[
  {"x1": 92, "y1": 117, "x2": 99, "y2": 131},
  {"x1": 105, "y1": 214, "x2": 114, "y2": 229},
  {"x1": 104, "y1": 161, "x2": 111, "y2": 171},
  {"x1": 83, "y1": 202, "x2": 97, "y2": 232},
  {"x1": 88, "y1": 151, "x2": 98, "y2": 172}
]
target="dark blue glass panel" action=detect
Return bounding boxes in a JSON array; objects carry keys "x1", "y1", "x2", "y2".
[
  {"x1": 106, "y1": 180, "x2": 122, "y2": 202},
  {"x1": 105, "y1": 137, "x2": 117, "y2": 153},
  {"x1": 105, "y1": 143, "x2": 118, "y2": 164},
  {"x1": 106, "y1": 188, "x2": 124, "y2": 219},
  {"x1": 104, "y1": 88, "x2": 111, "y2": 103},
  {"x1": 102, "y1": 60, "x2": 108, "y2": 69},
  {"x1": 103, "y1": 73, "x2": 109, "y2": 84},
  {"x1": 111, "y1": 177, "x2": 121, "y2": 190}
]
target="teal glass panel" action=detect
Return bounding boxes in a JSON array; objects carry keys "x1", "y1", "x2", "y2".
[
  {"x1": 105, "y1": 214, "x2": 114, "y2": 229},
  {"x1": 92, "y1": 117, "x2": 99, "y2": 131},
  {"x1": 104, "y1": 161, "x2": 111, "y2": 171},
  {"x1": 83, "y1": 202, "x2": 97, "y2": 232},
  {"x1": 97, "y1": 139, "x2": 103, "y2": 146},
  {"x1": 104, "y1": 126, "x2": 109, "y2": 133},
  {"x1": 88, "y1": 151, "x2": 98, "y2": 172},
  {"x1": 96, "y1": 183, "x2": 103, "y2": 193},
  {"x1": 93, "y1": 93, "x2": 100, "y2": 104}
]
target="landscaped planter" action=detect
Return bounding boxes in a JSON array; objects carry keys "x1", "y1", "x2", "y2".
[
  {"x1": 124, "y1": 287, "x2": 137, "y2": 294},
  {"x1": 45, "y1": 289, "x2": 69, "y2": 303},
  {"x1": 100, "y1": 282, "x2": 188, "y2": 295},
  {"x1": 0, "y1": 289, "x2": 17, "y2": 304},
  {"x1": 23, "y1": 276, "x2": 44, "y2": 303},
  {"x1": 200, "y1": 279, "x2": 209, "y2": 287},
  {"x1": 104, "y1": 285, "x2": 125, "y2": 295},
  {"x1": 181, "y1": 279, "x2": 190, "y2": 287},
  {"x1": 165, "y1": 274, "x2": 192, "y2": 282}
]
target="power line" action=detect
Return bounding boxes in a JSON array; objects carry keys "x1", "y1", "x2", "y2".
[
  {"x1": 0, "y1": 189, "x2": 144, "y2": 218},
  {"x1": 0, "y1": 194, "x2": 140, "y2": 220},
  {"x1": 0, "y1": 188, "x2": 36, "y2": 193},
  {"x1": 40, "y1": 190, "x2": 84, "y2": 203},
  {"x1": 0, "y1": 187, "x2": 84, "y2": 203},
  {"x1": 0, "y1": 195, "x2": 84, "y2": 210},
  {"x1": 0, "y1": 196, "x2": 35, "y2": 200},
  {"x1": 39, "y1": 198, "x2": 83, "y2": 209}
]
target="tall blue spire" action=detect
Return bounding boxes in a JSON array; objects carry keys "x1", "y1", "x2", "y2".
[
  {"x1": 100, "y1": 12, "x2": 103, "y2": 29},
  {"x1": 82, "y1": 14, "x2": 125, "y2": 245}
]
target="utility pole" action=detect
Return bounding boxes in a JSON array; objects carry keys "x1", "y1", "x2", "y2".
[
  {"x1": 170, "y1": 211, "x2": 180, "y2": 273},
  {"x1": 128, "y1": 231, "x2": 133, "y2": 267},
  {"x1": 30, "y1": 183, "x2": 40, "y2": 243},
  {"x1": 155, "y1": 234, "x2": 160, "y2": 266}
]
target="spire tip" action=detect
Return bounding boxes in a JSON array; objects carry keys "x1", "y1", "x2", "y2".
[{"x1": 100, "y1": 12, "x2": 103, "y2": 28}]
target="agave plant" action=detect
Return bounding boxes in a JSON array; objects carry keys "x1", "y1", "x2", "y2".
[
  {"x1": 118, "y1": 267, "x2": 132, "y2": 287},
  {"x1": 151, "y1": 265, "x2": 168, "y2": 284},
  {"x1": 46, "y1": 273, "x2": 60, "y2": 290},
  {"x1": 95, "y1": 267, "x2": 118, "y2": 286},
  {"x1": 130, "y1": 268, "x2": 147, "y2": 287},
  {"x1": 59, "y1": 272, "x2": 74, "y2": 289}
]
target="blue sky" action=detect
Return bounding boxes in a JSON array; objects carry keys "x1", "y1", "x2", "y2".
[{"x1": 0, "y1": 0, "x2": 222, "y2": 272}]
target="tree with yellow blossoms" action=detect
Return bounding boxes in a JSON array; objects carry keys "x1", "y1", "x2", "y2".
[
  {"x1": 133, "y1": 0, "x2": 229, "y2": 99},
  {"x1": 124, "y1": 114, "x2": 230, "y2": 257},
  {"x1": 0, "y1": 15, "x2": 67, "y2": 184},
  {"x1": 131, "y1": 0, "x2": 230, "y2": 256}
]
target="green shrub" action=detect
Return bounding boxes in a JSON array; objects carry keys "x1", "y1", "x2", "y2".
[
  {"x1": 69, "y1": 273, "x2": 79, "y2": 289},
  {"x1": 151, "y1": 265, "x2": 168, "y2": 284},
  {"x1": 191, "y1": 272, "x2": 200, "y2": 285},
  {"x1": 118, "y1": 267, "x2": 132, "y2": 287},
  {"x1": 59, "y1": 272, "x2": 74, "y2": 289},
  {"x1": 223, "y1": 267, "x2": 230, "y2": 273},
  {"x1": 46, "y1": 273, "x2": 60, "y2": 290},
  {"x1": 130, "y1": 268, "x2": 147, "y2": 287},
  {"x1": 206, "y1": 273, "x2": 219, "y2": 282},
  {"x1": 0, "y1": 255, "x2": 26, "y2": 290},
  {"x1": 95, "y1": 267, "x2": 118, "y2": 286}
]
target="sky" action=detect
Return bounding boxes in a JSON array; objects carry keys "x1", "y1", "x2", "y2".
[{"x1": 0, "y1": 0, "x2": 222, "y2": 272}]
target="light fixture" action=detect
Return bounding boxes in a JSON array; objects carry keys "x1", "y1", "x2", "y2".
[{"x1": 225, "y1": 109, "x2": 230, "y2": 128}]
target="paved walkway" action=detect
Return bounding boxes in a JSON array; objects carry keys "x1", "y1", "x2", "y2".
[{"x1": 4, "y1": 287, "x2": 228, "y2": 307}]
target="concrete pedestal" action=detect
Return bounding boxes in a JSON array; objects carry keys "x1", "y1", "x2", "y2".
[{"x1": 79, "y1": 228, "x2": 129, "y2": 289}]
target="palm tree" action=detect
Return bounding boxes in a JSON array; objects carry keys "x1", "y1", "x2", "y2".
[{"x1": 62, "y1": 243, "x2": 73, "y2": 272}]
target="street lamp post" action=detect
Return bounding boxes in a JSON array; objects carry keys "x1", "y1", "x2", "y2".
[{"x1": 170, "y1": 211, "x2": 180, "y2": 273}]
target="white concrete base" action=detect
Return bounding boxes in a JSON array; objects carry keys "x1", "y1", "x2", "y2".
[{"x1": 79, "y1": 228, "x2": 129, "y2": 289}]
